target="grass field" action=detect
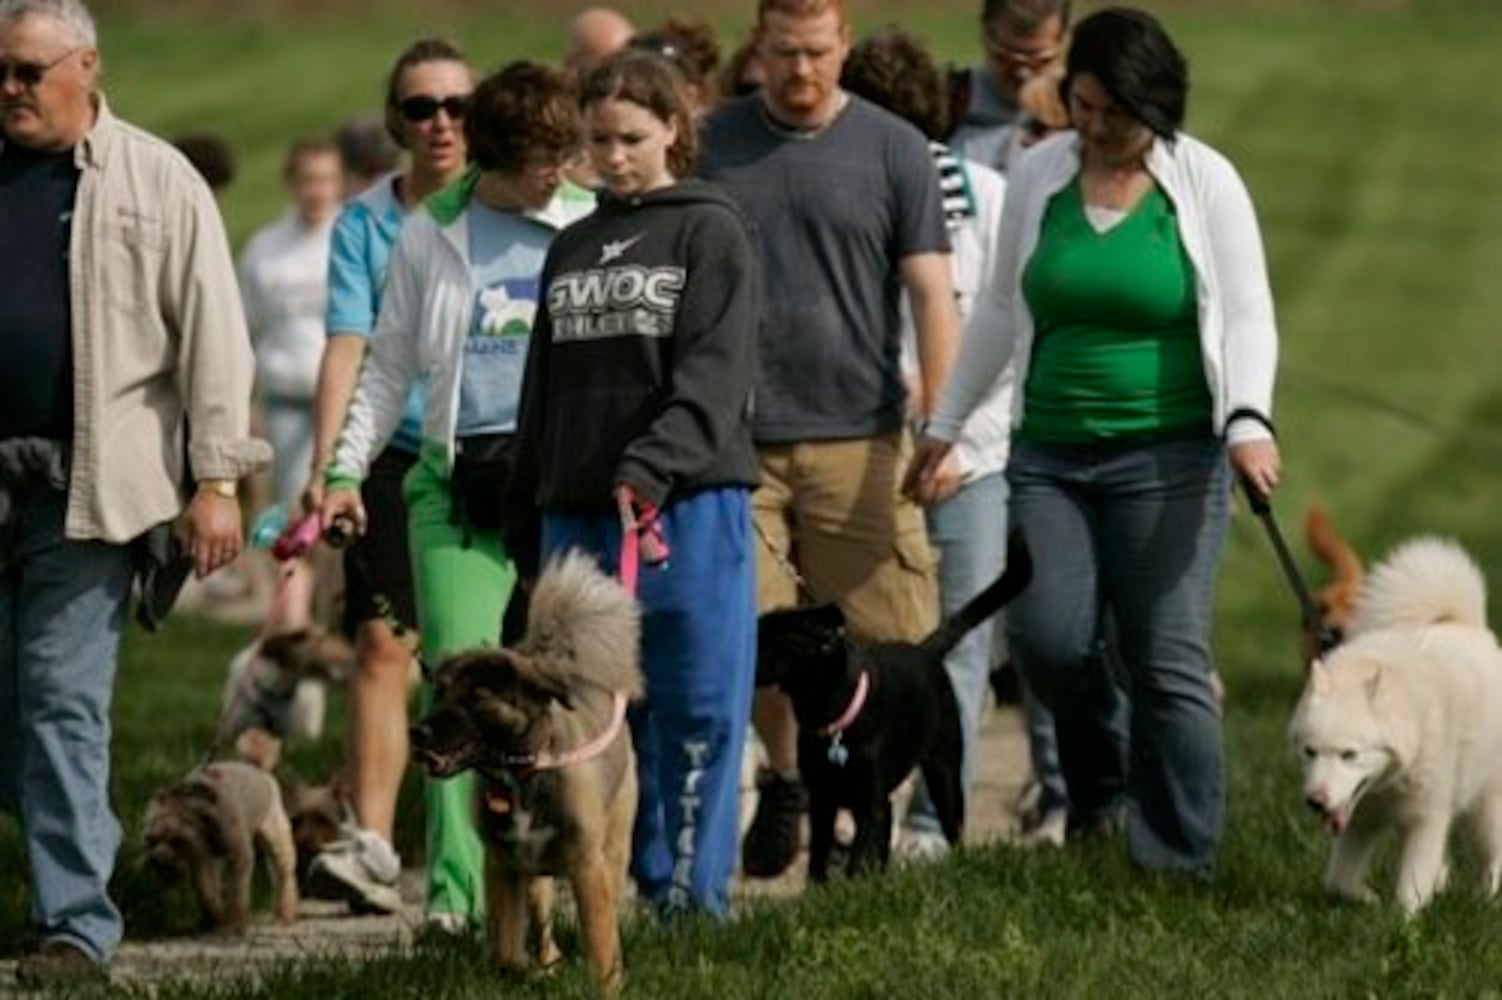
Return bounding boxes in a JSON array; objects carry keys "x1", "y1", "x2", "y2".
[{"x1": 8, "y1": 0, "x2": 1502, "y2": 995}]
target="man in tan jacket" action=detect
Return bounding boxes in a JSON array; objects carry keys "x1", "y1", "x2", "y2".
[{"x1": 0, "y1": 0, "x2": 266, "y2": 987}]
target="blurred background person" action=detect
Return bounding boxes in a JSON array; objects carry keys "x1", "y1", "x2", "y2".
[
  {"x1": 171, "y1": 130, "x2": 236, "y2": 196},
  {"x1": 563, "y1": 5, "x2": 634, "y2": 77},
  {"x1": 630, "y1": 18, "x2": 723, "y2": 116},
  {"x1": 300, "y1": 38, "x2": 474, "y2": 924},
  {"x1": 238, "y1": 135, "x2": 343, "y2": 632},
  {"x1": 841, "y1": 26, "x2": 1014, "y2": 860},
  {"x1": 334, "y1": 115, "x2": 400, "y2": 197},
  {"x1": 949, "y1": 0, "x2": 1069, "y2": 172},
  {"x1": 909, "y1": 6, "x2": 1281, "y2": 875},
  {"x1": 719, "y1": 29, "x2": 767, "y2": 100}
]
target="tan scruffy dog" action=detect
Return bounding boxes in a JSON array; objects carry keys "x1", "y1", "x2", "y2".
[
  {"x1": 142, "y1": 761, "x2": 299, "y2": 932},
  {"x1": 411, "y1": 551, "x2": 643, "y2": 996}
]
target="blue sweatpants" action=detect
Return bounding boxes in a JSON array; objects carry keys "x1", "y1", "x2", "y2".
[{"x1": 542, "y1": 487, "x2": 755, "y2": 916}]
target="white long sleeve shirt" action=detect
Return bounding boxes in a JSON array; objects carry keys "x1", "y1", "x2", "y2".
[{"x1": 928, "y1": 130, "x2": 1279, "y2": 447}]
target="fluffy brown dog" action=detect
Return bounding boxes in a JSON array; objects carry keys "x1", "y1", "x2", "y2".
[
  {"x1": 141, "y1": 761, "x2": 299, "y2": 932},
  {"x1": 410, "y1": 551, "x2": 643, "y2": 995},
  {"x1": 1306, "y1": 504, "x2": 1364, "y2": 662}
]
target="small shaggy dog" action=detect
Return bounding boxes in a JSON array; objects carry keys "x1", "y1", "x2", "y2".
[
  {"x1": 410, "y1": 551, "x2": 642, "y2": 995},
  {"x1": 756, "y1": 530, "x2": 1032, "y2": 881},
  {"x1": 218, "y1": 626, "x2": 354, "y2": 769},
  {"x1": 141, "y1": 761, "x2": 299, "y2": 931},
  {"x1": 1290, "y1": 536, "x2": 1502, "y2": 914}
]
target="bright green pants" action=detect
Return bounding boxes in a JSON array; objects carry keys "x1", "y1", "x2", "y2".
[{"x1": 405, "y1": 446, "x2": 517, "y2": 920}]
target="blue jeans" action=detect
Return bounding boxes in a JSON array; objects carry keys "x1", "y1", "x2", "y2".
[
  {"x1": 1006, "y1": 435, "x2": 1229, "y2": 872},
  {"x1": 543, "y1": 488, "x2": 756, "y2": 916},
  {"x1": 905, "y1": 471, "x2": 1008, "y2": 834},
  {"x1": 0, "y1": 489, "x2": 136, "y2": 962}
]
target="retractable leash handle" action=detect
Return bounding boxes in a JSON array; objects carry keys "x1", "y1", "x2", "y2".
[{"x1": 1236, "y1": 473, "x2": 1342, "y2": 658}]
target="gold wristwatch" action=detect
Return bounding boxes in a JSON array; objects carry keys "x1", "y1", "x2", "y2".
[{"x1": 197, "y1": 478, "x2": 238, "y2": 499}]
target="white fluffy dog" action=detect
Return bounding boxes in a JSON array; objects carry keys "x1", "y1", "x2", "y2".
[{"x1": 1289, "y1": 536, "x2": 1502, "y2": 914}]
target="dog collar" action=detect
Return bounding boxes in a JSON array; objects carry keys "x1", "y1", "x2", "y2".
[
  {"x1": 503, "y1": 692, "x2": 630, "y2": 772},
  {"x1": 819, "y1": 671, "x2": 869, "y2": 737}
]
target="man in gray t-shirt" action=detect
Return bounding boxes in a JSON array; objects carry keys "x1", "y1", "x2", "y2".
[{"x1": 698, "y1": 0, "x2": 960, "y2": 880}]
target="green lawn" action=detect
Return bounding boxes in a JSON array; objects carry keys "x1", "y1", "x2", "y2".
[{"x1": 8, "y1": 0, "x2": 1502, "y2": 995}]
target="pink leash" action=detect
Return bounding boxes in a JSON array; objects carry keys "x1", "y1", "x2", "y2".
[{"x1": 616, "y1": 488, "x2": 670, "y2": 596}]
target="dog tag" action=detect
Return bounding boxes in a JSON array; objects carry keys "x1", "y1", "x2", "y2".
[{"x1": 827, "y1": 735, "x2": 848, "y2": 768}]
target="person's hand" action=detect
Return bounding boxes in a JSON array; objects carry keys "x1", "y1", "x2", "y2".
[
  {"x1": 901, "y1": 435, "x2": 956, "y2": 506},
  {"x1": 182, "y1": 491, "x2": 244, "y2": 579},
  {"x1": 1230, "y1": 438, "x2": 1281, "y2": 502},
  {"x1": 922, "y1": 448, "x2": 966, "y2": 506},
  {"x1": 319, "y1": 486, "x2": 367, "y2": 539},
  {"x1": 300, "y1": 466, "x2": 325, "y2": 516}
]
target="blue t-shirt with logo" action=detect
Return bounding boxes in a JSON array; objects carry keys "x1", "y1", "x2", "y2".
[
  {"x1": 455, "y1": 201, "x2": 554, "y2": 437},
  {"x1": 326, "y1": 173, "x2": 425, "y2": 453}
]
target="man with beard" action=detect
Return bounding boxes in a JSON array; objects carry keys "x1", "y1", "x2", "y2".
[{"x1": 698, "y1": 0, "x2": 959, "y2": 879}]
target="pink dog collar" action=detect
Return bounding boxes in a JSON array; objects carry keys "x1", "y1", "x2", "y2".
[
  {"x1": 820, "y1": 671, "x2": 869, "y2": 737},
  {"x1": 507, "y1": 692, "x2": 630, "y2": 772}
]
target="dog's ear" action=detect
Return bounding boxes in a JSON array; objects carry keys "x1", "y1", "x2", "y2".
[
  {"x1": 259, "y1": 628, "x2": 313, "y2": 662},
  {"x1": 1308, "y1": 657, "x2": 1332, "y2": 696},
  {"x1": 501, "y1": 648, "x2": 575, "y2": 708}
]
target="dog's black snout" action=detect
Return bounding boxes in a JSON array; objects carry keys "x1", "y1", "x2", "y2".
[
  {"x1": 409, "y1": 723, "x2": 432, "y2": 750},
  {"x1": 1305, "y1": 793, "x2": 1329, "y2": 815}
]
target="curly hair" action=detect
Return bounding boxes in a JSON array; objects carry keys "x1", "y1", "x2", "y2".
[
  {"x1": 466, "y1": 61, "x2": 581, "y2": 174},
  {"x1": 841, "y1": 28, "x2": 948, "y2": 141},
  {"x1": 630, "y1": 18, "x2": 722, "y2": 102},
  {"x1": 382, "y1": 38, "x2": 469, "y2": 149},
  {"x1": 580, "y1": 49, "x2": 698, "y2": 179}
]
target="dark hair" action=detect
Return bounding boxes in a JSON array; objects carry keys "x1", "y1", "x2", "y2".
[
  {"x1": 720, "y1": 30, "x2": 765, "y2": 99},
  {"x1": 981, "y1": 0, "x2": 1071, "y2": 32},
  {"x1": 172, "y1": 132, "x2": 236, "y2": 192},
  {"x1": 466, "y1": 61, "x2": 581, "y2": 174},
  {"x1": 282, "y1": 136, "x2": 339, "y2": 180},
  {"x1": 383, "y1": 38, "x2": 468, "y2": 149},
  {"x1": 334, "y1": 117, "x2": 400, "y2": 180},
  {"x1": 629, "y1": 18, "x2": 721, "y2": 102},
  {"x1": 580, "y1": 50, "x2": 698, "y2": 178},
  {"x1": 841, "y1": 28, "x2": 948, "y2": 141},
  {"x1": 1063, "y1": 7, "x2": 1186, "y2": 139}
]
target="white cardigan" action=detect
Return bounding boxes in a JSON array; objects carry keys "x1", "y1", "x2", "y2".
[{"x1": 928, "y1": 130, "x2": 1279, "y2": 447}]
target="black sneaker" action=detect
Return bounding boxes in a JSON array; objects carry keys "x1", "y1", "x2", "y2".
[{"x1": 742, "y1": 768, "x2": 808, "y2": 878}]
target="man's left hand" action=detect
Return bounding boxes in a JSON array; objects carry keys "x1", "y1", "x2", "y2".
[{"x1": 182, "y1": 492, "x2": 244, "y2": 579}]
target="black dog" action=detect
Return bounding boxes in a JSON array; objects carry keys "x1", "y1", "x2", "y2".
[{"x1": 757, "y1": 530, "x2": 1032, "y2": 881}]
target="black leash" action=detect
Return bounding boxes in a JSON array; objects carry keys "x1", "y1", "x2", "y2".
[{"x1": 1237, "y1": 475, "x2": 1341, "y2": 658}]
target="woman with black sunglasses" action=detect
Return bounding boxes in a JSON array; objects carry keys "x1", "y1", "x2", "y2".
[{"x1": 298, "y1": 39, "x2": 478, "y2": 932}]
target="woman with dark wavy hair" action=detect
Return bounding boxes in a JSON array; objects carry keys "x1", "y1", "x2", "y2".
[{"x1": 909, "y1": 6, "x2": 1281, "y2": 875}]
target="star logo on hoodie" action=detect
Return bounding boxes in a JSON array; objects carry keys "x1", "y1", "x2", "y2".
[{"x1": 599, "y1": 233, "x2": 643, "y2": 265}]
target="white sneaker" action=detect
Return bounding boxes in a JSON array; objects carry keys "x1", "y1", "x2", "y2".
[
  {"x1": 418, "y1": 911, "x2": 473, "y2": 937},
  {"x1": 307, "y1": 825, "x2": 403, "y2": 914},
  {"x1": 894, "y1": 828, "x2": 951, "y2": 863},
  {"x1": 1017, "y1": 805, "x2": 1068, "y2": 848}
]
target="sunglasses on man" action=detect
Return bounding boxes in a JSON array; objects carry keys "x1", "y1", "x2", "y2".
[
  {"x1": 0, "y1": 47, "x2": 78, "y2": 88},
  {"x1": 397, "y1": 94, "x2": 470, "y2": 124}
]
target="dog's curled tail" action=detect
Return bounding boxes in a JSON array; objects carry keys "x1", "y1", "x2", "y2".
[
  {"x1": 524, "y1": 550, "x2": 645, "y2": 699},
  {"x1": 1350, "y1": 536, "x2": 1487, "y2": 636},
  {"x1": 922, "y1": 529, "x2": 1033, "y2": 660}
]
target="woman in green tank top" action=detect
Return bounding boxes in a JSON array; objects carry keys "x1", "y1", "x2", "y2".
[{"x1": 910, "y1": 7, "x2": 1283, "y2": 876}]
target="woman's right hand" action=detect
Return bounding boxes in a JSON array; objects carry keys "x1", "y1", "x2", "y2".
[
  {"x1": 902, "y1": 435, "x2": 957, "y2": 506},
  {"x1": 319, "y1": 486, "x2": 367, "y2": 539}
]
